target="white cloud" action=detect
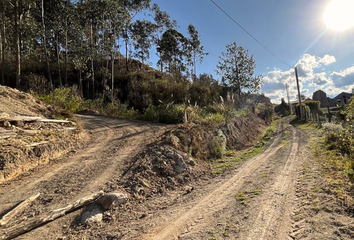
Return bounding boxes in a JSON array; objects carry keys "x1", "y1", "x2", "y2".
[
  {"x1": 261, "y1": 54, "x2": 344, "y2": 103},
  {"x1": 295, "y1": 54, "x2": 336, "y2": 80},
  {"x1": 319, "y1": 55, "x2": 336, "y2": 65},
  {"x1": 330, "y1": 66, "x2": 354, "y2": 88}
]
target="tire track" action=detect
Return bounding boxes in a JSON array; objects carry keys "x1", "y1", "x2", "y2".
[
  {"x1": 145, "y1": 121, "x2": 285, "y2": 240},
  {"x1": 246, "y1": 126, "x2": 300, "y2": 240},
  {"x1": 0, "y1": 115, "x2": 168, "y2": 216}
]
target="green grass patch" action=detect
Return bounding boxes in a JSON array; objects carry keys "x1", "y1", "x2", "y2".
[{"x1": 237, "y1": 192, "x2": 246, "y2": 201}]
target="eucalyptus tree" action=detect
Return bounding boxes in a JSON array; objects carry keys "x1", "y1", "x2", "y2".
[
  {"x1": 76, "y1": 0, "x2": 105, "y2": 97},
  {"x1": 121, "y1": 0, "x2": 151, "y2": 71},
  {"x1": 14, "y1": 0, "x2": 21, "y2": 88},
  {"x1": 1, "y1": 0, "x2": 6, "y2": 85},
  {"x1": 130, "y1": 19, "x2": 155, "y2": 65},
  {"x1": 186, "y1": 24, "x2": 207, "y2": 78},
  {"x1": 158, "y1": 29, "x2": 188, "y2": 75},
  {"x1": 102, "y1": 0, "x2": 127, "y2": 90},
  {"x1": 151, "y1": 3, "x2": 177, "y2": 72},
  {"x1": 216, "y1": 42, "x2": 263, "y2": 96},
  {"x1": 61, "y1": 0, "x2": 75, "y2": 86}
]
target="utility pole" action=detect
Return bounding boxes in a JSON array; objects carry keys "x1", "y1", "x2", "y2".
[
  {"x1": 295, "y1": 67, "x2": 303, "y2": 120},
  {"x1": 286, "y1": 83, "x2": 291, "y2": 114}
]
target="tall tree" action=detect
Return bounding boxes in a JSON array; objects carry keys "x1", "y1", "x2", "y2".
[
  {"x1": 122, "y1": 0, "x2": 151, "y2": 71},
  {"x1": 216, "y1": 42, "x2": 262, "y2": 95},
  {"x1": 1, "y1": 0, "x2": 5, "y2": 85},
  {"x1": 130, "y1": 19, "x2": 155, "y2": 65},
  {"x1": 151, "y1": 3, "x2": 177, "y2": 72},
  {"x1": 41, "y1": 0, "x2": 52, "y2": 86},
  {"x1": 186, "y1": 24, "x2": 207, "y2": 78},
  {"x1": 158, "y1": 29, "x2": 187, "y2": 75},
  {"x1": 14, "y1": 0, "x2": 21, "y2": 88}
]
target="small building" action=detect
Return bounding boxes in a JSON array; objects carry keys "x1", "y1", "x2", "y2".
[{"x1": 333, "y1": 92, "x2": 352, "y2": 105}]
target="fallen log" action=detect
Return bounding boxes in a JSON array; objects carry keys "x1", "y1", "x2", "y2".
[
  {"x1": 0, "y1": 193, "x2": 40, "y2": 227},
  {"x1": 0, "y1": 191, "x2": 104, "y2": 240}
]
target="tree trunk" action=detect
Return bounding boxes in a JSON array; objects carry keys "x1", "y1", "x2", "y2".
[
  {"x1": 0, "y1": 193, "x2": 40, "y2": 227},
  {"x1": 0, "y1": 191, "x2": 104, "y2": 240},
  {"x1": 1, "y1": 0, "x2": 5, "y2": 85},
  {"x1": 56, "y1": 34, "x2": 62, "y2": 87},
  {"x1": 64, "y1": 18, "x2": 68, "y2": 86},
  {"x1": 90, "y1": 19, "x2": 94, "y2": 98},
  {"x1": 79, "y1": 69, "x2": 83, "y2": 97},
  {"x1": 125, "y1": 37, "x2": 129, "y2": 72},
  {"x1": 193, "y1": 53, "x2": 197, "y2": 77},
  {"x1": 111, "y1": 53, "x2": 114, "y2": 90},
  {"x1": 41, "y1": 0, "x2": 52, "y2": 87},
  {"x1": 15, "y1": 0, "x2": 21, "y2": 88}
]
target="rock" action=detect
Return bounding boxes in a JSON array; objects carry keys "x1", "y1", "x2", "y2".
[
  {"x1": 183, "y1": 186, "x2": 194, "y2": 195},
  {"x1": 169, "y1": 135, "x2": 180, "y2": 146},
  {"x1": 164, "y1": 149, "x2": 187, "y2": 174},
  {"x1": 96, "y1": 192, "x2": 129, "y2": 211},
  {"x1": 173, "y1": 153, "x2": 186, "y2": 174},
  {"x1": 217, "y1": 129, "x2": 227, "y2": 151},
  {"x1": 79, "y1": 204, "x2": 103, "y2": 225},
  {"x1": 188, "y1": 158, "x2": 196, "y2": 166}
]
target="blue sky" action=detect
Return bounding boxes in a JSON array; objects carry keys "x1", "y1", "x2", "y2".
[{"x1": 144, "y1": 0, "x2": 354, "y2": 103}]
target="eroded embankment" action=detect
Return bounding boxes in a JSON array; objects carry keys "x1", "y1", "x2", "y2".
[{"x1": 0, "y1": 86, "x2": 88, "y2": 183}]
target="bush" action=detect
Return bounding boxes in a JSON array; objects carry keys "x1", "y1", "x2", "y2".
[
  {"x1": 141, "y1": 104, "x2": 185, "y2": 124},
  {"x1": 205, "y1": 113, "x2": 225, "y2": 126},
  {"x1": 34, "y1": 86, "x2": 83, "y2": 114}
]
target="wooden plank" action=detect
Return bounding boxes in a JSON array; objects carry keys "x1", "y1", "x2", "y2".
[
  {"x1": 26, "y1": 141, "x2": 49, "y2": 147},
  {"x1": 62, "y1": 127, "x2": 77, "y2": 131},
  {"x1": 0, "y1": 191, "x2": 104, "y2": 240},
  {"x1": 39, "y1": 119, "x2": 70, "y2": 124},
  {"x1": 0, "y1": 193, "x2": 40, "y2": 227},
  {"x1": 17, "y1": 130, "x2": 37, "y2": 136}
]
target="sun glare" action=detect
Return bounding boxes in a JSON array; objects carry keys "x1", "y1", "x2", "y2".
[{"x1": 324, "y1": 0, "x2": 354, "y2": 31}]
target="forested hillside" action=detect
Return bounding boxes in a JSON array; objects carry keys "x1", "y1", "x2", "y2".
[
  {"x1": 0, "y1": 0, "x2": 207, "y2": 94},
  {"x1": 0, "y1": 0, "x2": 265, "y2": 111}
]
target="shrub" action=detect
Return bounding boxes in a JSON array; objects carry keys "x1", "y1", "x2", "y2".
[
  {"x1": 141, "y1": 104, "x2": 185, "y2": 124},
  {"x1": 211, "y1": 137, "x2": 225, "y2": 158},
  {"x1": 205, "y1": 113, "x2": 225, "y2": 126},
  {"x1": 34, "y1": 86, "x2": 83, "y2": 114}
]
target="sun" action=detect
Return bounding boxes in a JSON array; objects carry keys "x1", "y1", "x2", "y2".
[{"x1": 324, "y1": 0, "x2": 354, "y2": 31}]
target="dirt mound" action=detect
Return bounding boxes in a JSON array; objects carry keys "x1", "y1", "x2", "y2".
[
  {"x1": 117, "y1": 144, "x2": 209, "y2": 202},
  {"x1": 0, "y1": 86, "x2": 51, "y2": 117},
  {"x1": 114, "y1": 114, "x2": 267, "y2": 203}
]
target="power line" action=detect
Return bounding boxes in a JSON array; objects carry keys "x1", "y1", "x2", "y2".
[{"x1": 209, "y1": 0, "x2": 292, "y2": 68}]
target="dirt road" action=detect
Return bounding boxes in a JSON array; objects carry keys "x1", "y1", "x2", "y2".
[
  {"x1": 132, "y1": 118, "x2": 302, "y2": 240},
  {"x1": 1, "y1": 116, "x2": 353, "y2": 239},
  {"x1": 0, "y1": 115, "x2": 170, "y2": 238}
]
